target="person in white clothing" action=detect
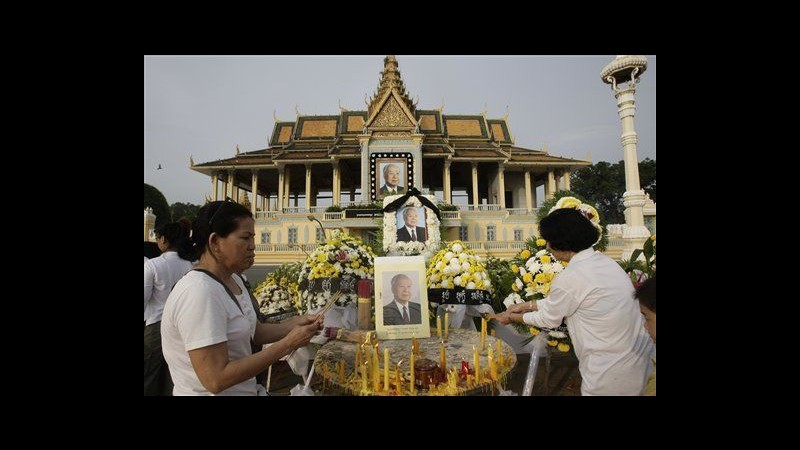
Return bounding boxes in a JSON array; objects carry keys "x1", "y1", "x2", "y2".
[
  {"x1": 144, "y1": 221, "x2": 194, "y2": 395},
  {"x1": 161, "y1": 200, "x2": 323, "y2": 396},
  {"x1": 494, "y1": 204, "x2": 654, "y2": 395}
]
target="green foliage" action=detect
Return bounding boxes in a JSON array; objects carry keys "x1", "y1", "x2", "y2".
[
  {"x1": 144, "y1": 183, "x2": 171, "y2": 228},
  {"x1": 369, "y1": 218, "x2": 386, "y2": 256},
  {"x1": 269, "y1": 261, "x2": 303, "y2": 286},
  {"x1": 345, "y1": 202, "x2": 383, "y2": 210},
  {"x1": 325, "y1": 205, "x2": 344, "y2": 212},
  {"x1": 170, "y1": 202, "x2": 201, "y2": 223},
  {"x1": 436, "y1": 202, "x2": 459, "y2": 211},
  {"x1": 536, "y1": 191, "x2": 608, "y2": 251},
  {"x1": 484, "y1": 256, "x2": 515, "y2": 313},
  {"x1": 628, "y1": 234, "x2": 656, "y2": 280},
  {"x1": 570, "y1": 158, "x2": 655, "y2": 224}
]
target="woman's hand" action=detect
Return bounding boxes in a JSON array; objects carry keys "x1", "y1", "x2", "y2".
[
  {"x1": 494, "y1": 312, "x2": 512, "y2": 325},
  {"x1": 506, "y1": 301, "x2": 536, "y2": 314}
]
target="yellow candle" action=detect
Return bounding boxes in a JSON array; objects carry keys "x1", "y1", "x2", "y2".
[
  {"x1": 412, "y1": 335, "x2": 418, "y2": 355},
  {"x1": 338, "y1": 360, "x2": 345, "y2": 384},
  {"x1": 444, "y1": 312, "x2": 449, "y2": 339},
  {"x1": 410, "y1": 351, "x2": 415, "y2": 394},
  {"x1": 473, "y1": 345, "x2": 480, "y2": 384},
  {"x1": 384, "y1": 348, "x2": 390, "y2": 391},
  {"x1": 436, "y1": 315, "x2": 442, "y2": 338},
  {"x1": 355, "y1": 343, "x2": 361, "y2": 371},
  {"x1": 396, "y1": 362, "x2": 402, "y2": 395},
  {"x1": 372, "y1": 345, "x2": 380, "y2": 392},
  {"x1": 497, "y1": 340, "x2": 504, "y2": 366},
  {"x1": 362, "y1": 361, "x2": 368, "y2": 393},
  {"x1": 481, "y1": 317, "x2": 487, "y2": 351},
  {"x1": 440, "y1": 344, "x2": 447, "y2": 373},
  {"x1": 488, "y1": 345, "x2": 497, "y2": 381}
]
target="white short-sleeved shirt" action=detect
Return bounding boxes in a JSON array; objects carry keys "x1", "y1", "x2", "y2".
[
  {"x1": 144, "y1": 252, "x2": 194, "y2": 324},
  {"x1": 161, "y1": 270, "x2": 259, "y2": 396},
  {"x1": 522, "y1": 248, "x2": 654, "y2": 395}
]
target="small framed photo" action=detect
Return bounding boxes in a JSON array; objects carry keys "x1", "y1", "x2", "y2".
[
  {"x1": 374, "y1": 255, "x2": 430, "y2": 340},
  {"x1": 370, "y1": 153, "x2": 413, "y2": 201}
]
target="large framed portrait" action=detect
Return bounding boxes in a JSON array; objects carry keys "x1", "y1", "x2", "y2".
[
  {"x1": 370, "y1": 153, "x2": 413, "y2": 201},
  {"x1": 382, "y1": 194, "x2": 441, "y2": 257},
  {"x1": 374, "y1": 255, "x2": 430, "y2": 340}
]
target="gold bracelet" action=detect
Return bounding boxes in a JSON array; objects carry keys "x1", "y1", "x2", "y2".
[{"x1": 529, "y1": 301, "x2": 534, "y2": 311}]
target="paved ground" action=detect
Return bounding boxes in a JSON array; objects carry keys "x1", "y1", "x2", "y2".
[{"x1": 266, "y1": 347, "x2": 582, "y2": 396}]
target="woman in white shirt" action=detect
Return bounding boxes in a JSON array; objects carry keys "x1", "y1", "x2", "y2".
[
  {"x1": 161, "y1": 200, "x2": 323, "y2": 395},
  {"x1": 496, "y1": 204, "x2": 654, "y2": 395},
  {"x1": 144, "y1": 221, "x2": 194, "y2": 395}
]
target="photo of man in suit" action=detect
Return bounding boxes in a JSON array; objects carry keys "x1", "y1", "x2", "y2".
[
  {"x1": 383, "y1": 273, "x2": 421, "y2": 325},
  {"x1": 379, "y1": 163, "x2": 405, "y2": 196},
  {"x1": 396, "y1": 207, "x2": 427, "y2": 242}
]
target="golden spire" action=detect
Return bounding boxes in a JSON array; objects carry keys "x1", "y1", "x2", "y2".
[{"x1": 367, "y1": 55, "x2": 415, "y2": 117}]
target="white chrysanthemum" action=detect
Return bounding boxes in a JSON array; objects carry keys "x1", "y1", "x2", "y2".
[
  {"x1": 451, "y1": 243, "x2": 463, "y2": 253},
  {"x1": 444, "y1": 252, "x2": 454, "y2": 261},
  {"x1": 453, "y1": 275, "x2": 463, "y2": 287},
  {"x1": 442, "y1": 266, "x2": 452, "y2": 276},
  {"x1": 503, "y1": 292, "x2": 523, "y2": 308},
  {"x1": 519, "y1": 266, "x2": 527, "y2": 276},
  {"x1": 526, "y1": 261, "x2": 541, "y2": 273},
  {"x1": 461, "y1": 261, "x2": 470, "y2": 272},
  {"x1": 515, "y1": 278, "x2": 524, "y2": 289},
  {"x1": 549, "y1": 331, "x2": 567, "y2": 339},
  {"x1": 536, "y1": 249, "x2": 547, "y2": 257},
  {"x1": 435, "y1": 261, "x2": 443, "y2": 270},
  {"x1": 466, "y1": 281, "x2": 476, "y2": 289},
  {"x1": 483, "y1": 278, "x2": 491, "y2": 288}
]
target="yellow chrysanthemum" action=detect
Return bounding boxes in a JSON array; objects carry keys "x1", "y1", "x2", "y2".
[
  {"x1": 522, "y1": 272, "x2": 533, "y2": 284},
  {"x1": 547, "y1": 340, "x2": 558, "y2": 347},
  {"x1": 540, "y1": 255, "x2": 551, "y2": 264},
  {"x1": 557, "y1": 343, "x2": 570, "y2": 352},
  {"x1": 520, "y1": 249, "x2": 531, "y2": 259},
  {"x1": 529, "y1": 327, "x2": 540, "y2": 336},
  {"x1": 511, "y1": 264, "x2": 519, "y2": 274},
  {"x1": 536, "y1": 238, "x2": 546, "y2": 247}
]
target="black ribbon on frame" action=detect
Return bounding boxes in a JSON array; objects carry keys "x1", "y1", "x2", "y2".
[
  {"x1": 427, "y1": 288, "x2": 492, "y2": 305},
  {"x1": 382, "y1": 187, "x2": 441, "y2": 221}
]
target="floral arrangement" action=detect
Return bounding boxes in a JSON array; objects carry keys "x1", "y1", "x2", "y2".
[
  {"x1": 502, "y1": 237, "x2": 571, "y2": 352},
  {"x1": 549, "y1": 196, "x2": 603, "y2": 246},
  {"x1": 426, "y1": 241, "x2": 491, "y2": 291},
  {"x1": 253, "y1": 261, "x2": 301, "y2": 318},
  {"x1": 297, "y1": 229, "x2": 376, "y2": 314},
  {"x1": 382, "y1": 194, "x2": 441, "y2": 260}
]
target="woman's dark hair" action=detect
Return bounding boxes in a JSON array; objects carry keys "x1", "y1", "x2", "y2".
[
  {"x1": 144, "y1": 241, "x2": 161, "y2": 259},
  {"x1": 192, "y1": 200, "x2": 253, "y2": 260},
  {"x1": 635, "y1": 274, "x2": 656, "y2": 313},
  {"x1": 154, "y1": 222, "x2": 193, "y2": 261},
  {"x1": 539, "y1": 208, "x2": 599, "y2": 252}
]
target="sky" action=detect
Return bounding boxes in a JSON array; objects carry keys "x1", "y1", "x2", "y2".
[{"x1": 144, "y1": 55, "x2": 656, "y2": 206}]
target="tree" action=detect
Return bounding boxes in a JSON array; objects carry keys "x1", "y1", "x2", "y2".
[
  {"x1": 144, "y1": 183, "x2": 171, "y2": 228},
  {"x1": 570, "y1": 158, "x2": 656, "y2": 224},
  {"x1": 170, "y1": 202, "x2": 201, "y2": 223}
]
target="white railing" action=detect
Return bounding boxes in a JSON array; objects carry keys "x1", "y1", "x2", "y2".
[
  {"x1": 479, "y1": 204, "x2": 502, "y2": 211},
  {"x1": 440, "y1": 211, "x2": 460, "y2": 219},
  {"x1": 323, "y1": 212, "x2": 344, "y2": 220},
  {"x1": 607, "y1": 237, "x2": 625, "y2": 248},
  {"x1": 339, "y1": 201, "x2": 360, "y2": 208},
  {"x1": 506, "y1": 208, "x2": 530, "y2": 216},
  {"x1": 255, "y1": 211, "x2": 278, "y2": 220},
  {"x1": 283, "y1": 207, "x2": 308, "y2": 214},
  {"x1": 308, "y1": 206, "x2": 328, "y2": 213},
  {"x1": 606, "y1": 224, "x2": 626, "y2": 236},
  {"x1": 461, "y1": 241, "x2": 527, "y2": 251}
]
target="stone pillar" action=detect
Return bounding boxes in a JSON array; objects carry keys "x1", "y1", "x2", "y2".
[
  {"x1": 251, "y1": 169, "x2": 259, "y2": 216},
  {"x1": 144, "y1": 207, "x2": 156, "y2": 242},
  {"x1": 471, "y1": 162, "x2": 479, "y2": 209},
  {"x1": 531, "y1": 176, "x2": 538, "y2": 208},
  {"x1": 443, "y1": 159, "x2": 452, "y2": 204},
  {"x1": 284, "y1": 166, "x2": 291, "y2": 209},
  {"x1": 212, "y1": 171, "x2": 219, "y2": 201},
  {"x1": 524, "y1": 170, "x2": 533, "y2": 212},
  {"x1": 616, "y1": 85, "x2": 650, "y2": 258},
  {"x1": 332, "y1": 160, "x2": 340, "y2": 206},
  {"x1": 277, "y1": 166, "x2": 285, "y2": 211},
  {"x1": 564, "y1": 170, "x2": 571, "y2": 191},
  {"x1": 305, "y1": 164, "x2": 313, "y2": 209},
  {"x1": 497, "y1": 163, "x2": 506, "y2": 209},
  {"x1": 226, "y1": 170, "x2": 235, "y2": 200},
  {"x1": 546, "y1": 170, "x2": 555, "y2": 200}
]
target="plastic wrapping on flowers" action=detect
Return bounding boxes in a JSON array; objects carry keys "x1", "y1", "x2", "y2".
[
  {"x1": 503, "y1": 237, "x2": 572, "y2": 352},
  {"x1": 296, "y1": 229, "x2": 376, "y2": 314}
]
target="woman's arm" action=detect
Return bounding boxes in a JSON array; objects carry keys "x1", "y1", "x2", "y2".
[{"x1": 253, "y1": 314, "x2": 321, "y2": 346}]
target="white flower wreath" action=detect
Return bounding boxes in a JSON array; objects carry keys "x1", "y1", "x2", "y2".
[{"x1": 382, "y1": 194, "x2": 441, "y2": 261}]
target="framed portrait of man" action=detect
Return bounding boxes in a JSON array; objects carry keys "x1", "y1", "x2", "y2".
[
  {"x1": 374, "y1": 255, "x2": 430, "y2": 340},
  {"x1": 396, "y1": 206, "x2": 427, "y2": 243},
  {"x1": 370, "y1": 153, "x2": 413, "y2": 201}
]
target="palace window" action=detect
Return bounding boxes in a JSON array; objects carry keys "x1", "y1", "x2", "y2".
[
  {"x1": 261, "y1": 231, "x2": 271, "y2": 244},
  {"x1": 288, "y1": 227, "x2": 298, "y2": 245},
  {"x1": 514, "y1": 229, "x2": 523, "y2": 241},
  {"x1": 487, "y1": 225, "x2": 496, "y2": 242},
  {"x1": 459, "y1": 226, "x2": 468, "y2": 241}
]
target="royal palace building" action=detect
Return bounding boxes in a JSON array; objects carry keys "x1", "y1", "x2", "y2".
[{"x1": 190, "y1": 56, "x2": 590, "y2": 264}]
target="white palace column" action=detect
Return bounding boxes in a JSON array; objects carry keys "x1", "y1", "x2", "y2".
[
  {"x1": 601, "y1": 55, "x2": 651, "y2": 259},
  {"x1": 284, "y1": 166, "x2": 291, "y2": 209},
  {"x1": 251, "y1": 169, "x2": 259, "y2": 216},
  {"x1": 524, "y1": 170, "x2": 533, "y2": 212},
  {"x1": 211, "y1": 171, "x2": 219, "y2": 201},
  {"x1": 443, "y1": 159, "x2": 452, "y2": 204},
  {"x1": 332, "y1": 160, "x2": 340, "y2": 206},
  {"x1": 471, "y1": 162, "x2": 479, "y2": 209},
  {"x1": 546, "y1": 169, "x2": 555, "y2": 200},
  {"x1": 564, "y1": 170, "x2": 571, "y2": 191},
  {"x1": 497, "y1": 163, "x2": 506, "y2": 209},
  {"x1": 305, "y1": 164, "x2": 312, "y2": 209},
  {"x1": 277, "y1": 166, "x2": 285, "y2": 212},
  {"x1": 227, "y1": 169, "x2": 235, "y2": 200}
]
